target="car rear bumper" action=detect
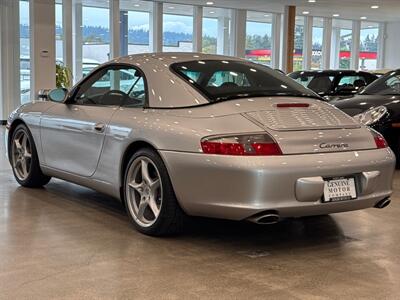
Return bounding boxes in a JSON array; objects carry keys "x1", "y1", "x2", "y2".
[{"x1": 160, "y1": 148, "x2": 395, "y2": 221}]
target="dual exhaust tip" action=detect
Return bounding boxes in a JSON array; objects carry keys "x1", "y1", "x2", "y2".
[{"x1": 249, "y1": 198, "x2": 391, "y2": 224}]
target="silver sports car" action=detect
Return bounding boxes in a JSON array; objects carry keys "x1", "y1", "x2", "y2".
[{"x1": 5, "y1": 53, "x2": 395, "y2": 236}]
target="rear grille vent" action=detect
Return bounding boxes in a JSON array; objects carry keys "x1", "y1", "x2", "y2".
[{"x1": 246, "y1": 105, "x2": 359, "y2": 131}]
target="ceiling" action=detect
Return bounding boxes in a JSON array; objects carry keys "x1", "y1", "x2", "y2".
[
  {"x1": 81, "y1": 0, "x2": 400, "y2": 22},
  {"x1": 155, "y1": 0, "x2": 400, "y2": 22}
]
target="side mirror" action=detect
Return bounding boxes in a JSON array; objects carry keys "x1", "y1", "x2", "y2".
[{"x1": 48, "y1": 88, "x2": 68, "y2": 102}]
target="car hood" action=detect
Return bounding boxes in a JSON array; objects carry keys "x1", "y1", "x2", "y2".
[
  {"x1": 331, "y1": 94, "x2": 400, "y2": 116},
  {"x1": 164, "y1": 96, "x2": 359, "y2": 131}
]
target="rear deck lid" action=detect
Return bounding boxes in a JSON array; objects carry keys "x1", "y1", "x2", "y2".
[{"x1": 245, "y1": 100, "x2": 360, "y2": 131}]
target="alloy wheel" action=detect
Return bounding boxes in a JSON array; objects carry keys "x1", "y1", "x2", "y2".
[
  {"x1": 12, "y1": 130, "x2": 32, "y2": 181},
  {"x1": 126, "y1": 156, "x2": 163, "y2": 227}
]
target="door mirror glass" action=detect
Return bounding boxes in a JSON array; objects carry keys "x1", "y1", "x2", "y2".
[{"x1": 48, "y1": 88, "x2": 68, "y2": 102}]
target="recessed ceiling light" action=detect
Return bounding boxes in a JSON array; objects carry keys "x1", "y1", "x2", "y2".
[
  {"x1": 371, "y1": 5, "x2": 379, "y2": 9},
  {"x1": 302, "y1": 11, "x2": 310, "y2": 15},
  {"x1": 209, "y1": 11, "x2": 215, "y2": 14},
  {"x1": 333, "y1": 14, "x2": 340, "y2": 17},
  {"x1": 134, "y1": 4, "x2": 140, "y2": 7},
  {"x1": 360, "y1": 16, "x2": 367, "y2": 19},
  {"x1": 308, "y1": 0, "x2": 316, "y2": 2},
  {"x1": 168, "y1": 6, "x2": 175, "y2": 9},
  {"x1": 206, "y1": 1, "x2": 214, "y2": 5}
]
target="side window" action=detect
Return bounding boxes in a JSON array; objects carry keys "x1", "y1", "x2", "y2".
[
  {"x1": 294, "y1": 75, "x2": 313, "y2": 88},
  {"x1": 74, "y1": 65, "x2": 147, "y2": 107},
  {"x1": 207, "y1": 71, "x2": 250, "y2": 87},
  {"x1": 182, "y1": 70, "x2": 201, "y2": 82},
  {"x1": 386, "y1": 75, "x2": 400, "y2": 92}
]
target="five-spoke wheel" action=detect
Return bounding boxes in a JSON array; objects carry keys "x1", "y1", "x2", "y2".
[
  {"x1": 126, "y1": 157, "x2": 163, "y2": 227},
  {"x1": 123, "y1": 148, "x2": 185, "y2": 236},
  {"x1": 10, "y1": 124, "x2": 51, "y2": 187},
  {"x1": 11, "y1": 129, "x2": 32, "y2": 181}
]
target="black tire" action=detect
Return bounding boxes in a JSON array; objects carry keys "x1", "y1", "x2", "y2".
[
  {"x1": 123, "y1": 148, "x2": 185, "y2": 236},
  {"x1": 9, "y1": 124, "x2": 51, "y2": 187}
]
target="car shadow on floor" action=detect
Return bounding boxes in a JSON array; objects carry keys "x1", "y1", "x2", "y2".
[{"x1": 11, "y1": 179, "x2": 351, "y2": 253}]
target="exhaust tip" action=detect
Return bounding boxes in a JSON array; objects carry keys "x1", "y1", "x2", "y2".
[
  {"x1": 374, "y1": 198, "x2": 391, "y2": 209},
  {"x1": 248, "y1": 211, "x2": 280, "y2": 224}
]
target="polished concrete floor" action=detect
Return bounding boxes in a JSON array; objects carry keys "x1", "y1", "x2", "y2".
[{"x1": 1, "y1": 126, "x2": 400, "y2": 299}]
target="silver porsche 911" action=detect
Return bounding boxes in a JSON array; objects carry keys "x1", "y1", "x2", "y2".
[{"x1": 5, "y1": 53, "x2": 395, "y2": 236}]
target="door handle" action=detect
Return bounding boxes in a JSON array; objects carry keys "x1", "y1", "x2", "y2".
[{"x1": 94, "y1": 123, "x2": 105, "y2": 132}]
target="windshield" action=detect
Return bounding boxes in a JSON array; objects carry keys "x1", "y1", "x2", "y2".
[
  {"x1": 171, "y1": 60, "x2": 319, "y2": 103},
  {"x1": 362, "y1": 70, "x2": 400, "y2": 95}
]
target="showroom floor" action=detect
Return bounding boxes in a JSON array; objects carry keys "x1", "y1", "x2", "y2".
[{"x1": 1, "y1": 126, "x2": 400, "y2": 299}]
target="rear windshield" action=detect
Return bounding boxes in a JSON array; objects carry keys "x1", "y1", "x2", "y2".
[{"x1": 171, "y1": 60, "x2": 318, "y2": 103}]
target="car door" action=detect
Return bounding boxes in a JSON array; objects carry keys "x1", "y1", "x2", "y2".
[{"x1": 40, "y1": 64, "x2": 142, "y2": 177}]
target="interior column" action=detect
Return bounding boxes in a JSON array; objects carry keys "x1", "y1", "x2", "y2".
[
  {"x1": 30, "y1": 0, "x2": 56, "y2": 99},
  {"x1": 281, "y1": 5, "x2": 296, "y2": 73},
  {"x1": 150, "y1": 2, "x2": 163, "y2": 52}
]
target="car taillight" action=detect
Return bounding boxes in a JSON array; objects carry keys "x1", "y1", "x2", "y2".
[
  {"x1": 371, "y1": 130, "x2": 388, "y2": 149},
  {"x1": 201, "y1": 134, "x2": 282, "y2": 156}
]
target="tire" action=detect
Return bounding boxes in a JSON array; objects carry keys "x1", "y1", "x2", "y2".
[
  {"x1": 9, "y1": 124, "x2": 51, "y2": 187},
  {"x1": 123, "y1": 148, "x2": 185, "y2": 236}
]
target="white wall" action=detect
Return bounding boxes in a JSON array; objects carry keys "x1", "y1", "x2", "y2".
[{"x1": 384, "y1": 21, "x2": 400, "y2": 69}]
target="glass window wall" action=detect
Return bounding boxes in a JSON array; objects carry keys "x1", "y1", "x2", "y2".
[
  {"x1": 311, "y1": 17, "x2": 323, "y2": 70},
  {"x1": 55, "y1": 0, "x2": 63, "y2": 63},
  {"x1": 81, "y1": 0, "x2": 110, "y2": 77},
  {"x1": 20, "y1": 0, "x2": 30, "y2": 104},
  {"x1": 202, "y1": 7, "x2": 232, "y2": 55},
  {"x1": 163, "y1": 4, "x2": 193, "y2": 52},
  {"x1": 294, "y1": 16, "x2": 305, "y2": 71},
  {"x1": 120, "y1": 0, "x2": 152, "y2": 55},
  {"x1": 332, "y1": 19, "x2": 352, "y2": 69},
  {"x1": 360, "y1": 22, "x2": 379, "y2": 70},
  {"x1": 245, "y1": 11, "x2": 273, "y2": 66}
]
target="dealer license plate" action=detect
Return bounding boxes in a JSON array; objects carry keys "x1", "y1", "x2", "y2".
[{"x1": 323, "y1": 177, "x2": 357, "y2": 202}]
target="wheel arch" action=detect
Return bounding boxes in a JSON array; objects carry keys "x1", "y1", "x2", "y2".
[{"x1": 119, "y1": 140, "x2": 160, "y2": 200}]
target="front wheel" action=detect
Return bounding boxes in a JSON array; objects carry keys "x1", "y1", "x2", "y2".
[
  {"x1": 10, "y1": 124, "x2": 51, "y2": 187},
  {"x1": 123, "y1": 148, "x2": 185, "y2": 236}
]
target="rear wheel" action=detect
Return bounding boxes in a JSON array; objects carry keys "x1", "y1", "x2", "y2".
[
  {"x1": 10, "y1": 124, "x2": 51, "y2": 187},
  {"x1": 123, "y1": 148, "x2": 185, "y2": 236}
]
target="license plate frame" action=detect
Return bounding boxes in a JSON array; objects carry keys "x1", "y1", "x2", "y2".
[{"x1": 322, "y1": 176, "x2": 357, "y2": 203}]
